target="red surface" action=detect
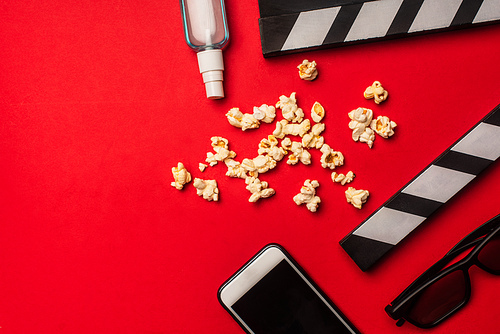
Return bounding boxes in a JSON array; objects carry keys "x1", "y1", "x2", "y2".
[{"x1": 1, "y1": 1, "x2": 499, "y2": 333}]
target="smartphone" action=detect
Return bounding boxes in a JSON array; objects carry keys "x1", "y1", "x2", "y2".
[{"x1": 218, "y1": 244, "x2": 360, "y2": 334}]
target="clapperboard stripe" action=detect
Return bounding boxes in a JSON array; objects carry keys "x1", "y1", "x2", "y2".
[
  {"x1": 340, "y1": 104, "x2": 500, "y2": 271},
  {"x1": 258, "y1": 0, "x2": 500, "y2": 57}
]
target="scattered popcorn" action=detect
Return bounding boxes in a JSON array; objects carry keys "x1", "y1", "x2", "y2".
[
  {"x1": 331, "y1": 171, "x2": 355, "y2": 185},
  {"x1": 276, "y1": 92, "x2": 304, "y2": 123},
  {"x1": 226, "y1": 107, "x2": 260, "y2": 131},
  {"x1": 206, "y1": 136, "x2": 236, "y2": 166},
  {"x1": 320, "y1": 144, "x2": 344, "y2": 169},
  {"x1": 173, "y1": 91, "x2": 397, "y2": 211},
  {"x1": 245, "y1": 177, "x2": 275, "y2": 202},
  {"x1": 225, "y1": 159, "x2": 248, "y2": 179},
  {"x1": 193, "y1": 178, "x2": 219, "y2": 201},
  {"x1": 293, "y1": 179, "x2": 321, "y2": 212},
  {"x1": 364, "y1": 81, "x2": 388, "y2": 104},
  {"x1": 370, "y1": 116, "x2": 397, "y2": 138},
  {"x1": 302, "y1": 123, "x2": 325, "y2": 149},
  {"x1": 287, "y1": 141, "x2": 312, "y2": 165},
  {"x1": 171, "y1": 162, "x2": 192, "y2": 190},
  {"x1": 253, "y1": 104, "x2": 276, "y2": 123},
  {"x1": 297, "y1": 59, "x2": 318, "y2": 81},
  {"x1": 345, "y1": 187, "x2": 369, "y2": 209},
  {"x1": 311, "y1": 101, "x2": 325, "y2": 123}
]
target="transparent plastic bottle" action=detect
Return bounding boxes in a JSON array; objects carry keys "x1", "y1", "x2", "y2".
[{"x1": 180, "y1": 0, "x2": 229, "y2": 99}]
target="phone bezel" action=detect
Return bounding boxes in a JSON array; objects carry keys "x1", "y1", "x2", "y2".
[{"x1": 217, "y1": 243, "x2": 360, "y2": 334}]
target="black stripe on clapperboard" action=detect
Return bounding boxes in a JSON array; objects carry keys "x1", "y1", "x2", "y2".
[
  {"x1": 258, "y1": 0, "x2": 500, "y2": 56},
  {"x1": 340, "y1": 104, "x2": 500, "y2": 271}
]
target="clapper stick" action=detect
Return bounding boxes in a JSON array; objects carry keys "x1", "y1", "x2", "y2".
[
  {"x1": 340, "y1": 104, "x2": 500, "y2": 271},
  {"x1": 258, "y1": 0, "x2": 500, "y2": 57}
]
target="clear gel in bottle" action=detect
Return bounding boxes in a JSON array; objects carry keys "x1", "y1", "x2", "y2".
[{"x1": 180, "y1": 0, "x2": 229, "y2": 99}]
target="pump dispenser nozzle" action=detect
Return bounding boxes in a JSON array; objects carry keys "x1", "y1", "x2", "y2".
[
  {"x1": 197, "y1": 49, "x2": 224, "y2": 99},
  {"x1": 180, "y1": 0, "x2": 229, "y2": 99}
]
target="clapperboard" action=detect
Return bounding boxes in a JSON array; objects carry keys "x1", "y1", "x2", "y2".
[
  {"x1": 340, "y1": 104, "x2": 500, "y2": 271},
  {"x1": 258, "y1": 0, "x2": 500, "y2": 57}
]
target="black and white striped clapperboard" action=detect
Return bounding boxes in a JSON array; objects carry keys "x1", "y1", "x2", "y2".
[
  {"x1": 340, "y1": 104, "x2": 500, "y2": 271},
  {"x1": 258, "y1": 0, "x2": 500, "y2": 57}
]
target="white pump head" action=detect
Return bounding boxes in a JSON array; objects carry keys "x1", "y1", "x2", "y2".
[{"x1": 197, "y1": 49, "x2": 225, "y2": 99}]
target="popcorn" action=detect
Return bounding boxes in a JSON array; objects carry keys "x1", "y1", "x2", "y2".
[
  {"x1": 359, "y1": 127, "x2": 375, "y2": 148},
  {"x1": 273, "y1": 120, "x2": 287, "y2": 139},
  {"x1": 276, "y1": 92, "x2": 304, "y2": 123},
  {"x1": 348, "y1": 107, "x2": 373, "y2": 140},
  {"x1": 225, "y1": 159, "x2": 248, "y2": 179},
  {"x1": 345, "y1": 187, "x2": 369, "y2": 209},
  {"x1": 349, "y1": 107, "x2": 373, "y2": 126},
  {"x1": 286, "y1": 119, "x2": 311, "y2": 137},
  {"x1": 287, "y1": 141, "x2": 311, "y2": 165},
  {"x1": 257, "y1": 135, "x2": 279, "y2": 154},
  {"x1": 370, "y1": 116, "x2": 397, "y2": 138},
  {"x1": 199, "y1": 163, "x2": 207, "y2": 172},
  {"x1": 206, "y1": 136, "x2": 236, "y2": 166},
  {"x1": 253, "y1": 154, "x2": 277, "y2": 173},
  {"x1": 297, "y1": 59, "x2": 318, "y2": 81},
  {"x1": 331, "y1": 171, "x2": 355, "y2": 185},
  {"x1": 226, "y1": 107, "x2": 260, "y2": 131},
  {"x1": 242, "y1": 155, "x2": 277, "y2": 178},
  {"x1": 193, "y1": 178, "x2": 219, "y2": 201},
  {"x1": 273, "y1": 119, "x2": 311, "y2": 138},
  {"x1": 348, "y1": 107, "x2": 375, "y2": 147},
  {"x1": 311, "y1": 101, "x2": 325, "y2": 123},
  {"x1": 211, "y1": 136, "x2": 229, "y2": 149},
  {"x1": 245, "y1": 177, "x2": 276, "y2": 202},
  {"x1": 253, "y1": 104, "x2": 276, "y2": 123},
  {"x1": 258, "y1": 135, "x2": 287, "y2": 162},
  {"x1": 281, "y1": 137, "x2": 292, "y2": 151},
  {"x1": 302, "y1": 123, "x2": 325, "y2": 149},
  {"x1": 171, "y1": 162, "x2": 192, "y2": 190},
  {"x1": 225, "y1": 107, "x2": 244, "y2": 128},
  {"x1": 364, "y1": 81, "x2": 388, "y2": 104},
  {"x1": 293, "y1": 179, "x2": 321, "y2": 212},
  {"x1": 320, "y1": 144, "x2": 344, "y2": 169}
]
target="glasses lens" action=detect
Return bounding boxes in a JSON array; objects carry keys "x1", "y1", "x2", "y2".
[
  {"x1": 477, "y1": 233, "x2": 500, "y2": 273},
  {"x1": 408, "y1": 270, "x2": 467, "y2": 327}
]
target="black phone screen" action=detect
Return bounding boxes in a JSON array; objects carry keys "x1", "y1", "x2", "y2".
[{"x1": 232, "y1": 259, "x2": 355, "y2": 334}]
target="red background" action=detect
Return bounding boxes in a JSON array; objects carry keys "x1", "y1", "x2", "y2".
[{"x1": 1, "y1": 1, "x2": 499, "y2": 333}]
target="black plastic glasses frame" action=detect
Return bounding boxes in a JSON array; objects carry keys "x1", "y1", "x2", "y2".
[{"x1": 385, "y1": 213, "x2": 500, "y2": 328}]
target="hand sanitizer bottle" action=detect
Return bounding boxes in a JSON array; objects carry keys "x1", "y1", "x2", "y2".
[{"x1": 180, "y1": 0, "x2": 229, "y2": 99}]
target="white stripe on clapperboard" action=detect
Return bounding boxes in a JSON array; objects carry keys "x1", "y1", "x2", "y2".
[
  {"x1": 474, "y1": 0, "x2": 500, "y2": 24},
  {"x1": 281, "y1": 0, "x2": 500, "y2": 51},
  {"x1": 408, "y1": 0, "x2": 463, "y2": 33},
  {"x1": 345, "y1": 0, "x2": 404, "y2": 42},
  {"x1": 353, "y1": 121, "x2": 500, "y2": 246},
  {"x1": 281, "y1": 7, "x2": 340, "y2": 51}
]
